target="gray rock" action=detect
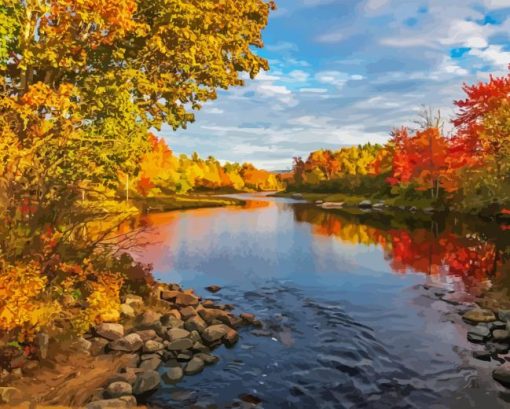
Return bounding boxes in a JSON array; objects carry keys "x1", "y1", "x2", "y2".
[
  {"x1": 143, "y1": 340, "x2": 165, "y2": 353},
  {"x1": 493, "y1": 329, "x2": 510, "y2": 341},
  {"x1": 489, "y1": 321, "x2": 507, "y2": 331},
  {"x1": 192, "y1": 342, "x2": 210, "y2": 353},
  {"x1": 139, "y1": 357, "x2": 162, "y2": 371},
  {"x1": 167, "y1": 338, "x2": 193, "y2": 351},
  {"x1": 162, "y1": 366, "x2": 184, "y2": 384},
  {"x1": 493, "y1": 364, "x2": 510, "y2": 386},
  {"x1": 291, "y1": 193, "x2": 303, "y2": 200},
  {"x1": 498, "y1": 310, "x2": 510, "y2": 322},
  {"x1": 96, "y1": 323, "x2": 125, "y2": 341},
  {"x1": 189, "y1": 330, "x2": 201, "y2": 343},
  {"x1": 202, "y1": 325, "x2": 229, "y2": 343},
  {"x1": 473, "y1": 350, "x2": 491, "y2": 361},
  {"x1": 109, "y1": 333, "x2": 143, "y2": 352},
  {"x1": 136, "y1": 311, "x2": 162, "y2": 331},
  {"x1": 487, "y1": 342, "x2": 510, "y2": 355},
  {"x1": 358, "y1": 200, "x2": 372, "y2": 208},
  {"x1": 133, "y1": 370, "x2": 161, "y2": 396},
  {"x1": 136, "y1": 330, "x2": 157, "y2": 342},
  {"x1": 167, "y1": 328, "x2": 190, "y2": 341},
  {"x1": 179, "y1": 306, "x2": 197, "y2": 320},
  {"x1": 194, "y1": 353, "x2": 219, "y2": 365},
  {"x1": 105, "y1": 382, "x2": 132, "y2": 399},
  {"x1": 467, "y1": 325, "x2": 491, "y2": 343},
  {"x1": 177, "y1": 352, "x2": 193, "y2": 362},
  {"x1": 184, "y1": 357, "x2": 205, "y2": 375},
  {"x1": 184, "y1": 316, "x2": 207, "y2": 333},
  {"x1": 86, "y1": 396, "x2": 137, "y2": 409}
]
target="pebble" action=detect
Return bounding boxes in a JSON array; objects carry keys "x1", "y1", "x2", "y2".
[
  {"x1": 162, "y1": 366, "x2": 184, "y2": 384},
  {"x1": 184, "y1": 357, "x2": 205, "y2": 375}
]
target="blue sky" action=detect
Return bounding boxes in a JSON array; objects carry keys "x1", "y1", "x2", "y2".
[{"x1": 159, "y1": 0, "x2": 510, "y2": 170}]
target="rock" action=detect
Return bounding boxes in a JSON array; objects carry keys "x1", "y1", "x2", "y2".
[
  {"x1": 315, "y1": 200, "x2": 324, "y2": 205},
  {"x1": 73, "y1": 337, "x2": 92, "y2": 353},
  {"x1": 137, "y1": 311, "x2": 162, "y2": 329},
  {"x1": 110, "y1": 368, "x2": 140, "y2": 385},
  {"x1": 467, "y1": 325, "x2": 491, "y2": 343},
  {"x1": 161, "y1": 290, "x2": 199, "y2": 307},
  {"x1": 291, "y1": 193, "x2": 303, "y2": 200},
  {"x1": 493, "y1": 329, "x2": 510, "y2": 342},
  {"x1": 125, "y1": 294, "x2": 144, "y2": 308},
  {"x1": 487, "y1": 342, "x2": 510, "y2": 355},
  {"x1": 489, "y1": 321, "x2": 508, "y2": 331},
  {"x1": 90, "y1": 337, "x2": 110, "y2": 356},
  {"x1": 463, "y1": 309, "x2": 496, "y2": 324},
  {"x1": 0, "y1": 387, "x2": 21, "y2": 404},
  {"x1": 162, "y1": 316, "x2": 184, "y2": 329},
  {"x1": 177, "y1": 352, "x2": 193, "y2": 362},
  {"x1": 143, "y1": 340, "x2": 165, "y2": 353},
  {"x1": 109, "y1": 334, "x2": 144, "y2": 353},
  {"x1": 120, "y1": 304, "x2": 135, "y2": 318},
  {"x1": 139, "y1": 357, "x2": 162, "y2": 371},
  {"x1": 133, "y1": 370, "x2": 161, "y2": 396},
  {"x1": 184, "y1": 357, "x2": 205, "y2": 375},
  {"x1": 199, "y1": 309, "x2": 240, "y2": 327},
  {"x1": 167, "y1": 328, "x2": 190, "y2": 341},
  {"x1": 498, "y1": 310, "x2": 510, "y2": 322},
  {"x1": 135, "y1": 330, "x2": 157, "y2": 342},
  {"x1": 373, "y1": 202, "x2": 385, "y2": 209},
  {"x1": 472, "y1": 350, "x2": 491, "y2": 361},
  {"x1": 179, "y1": 306, "x2": 197, "y2": 320},
  {"x1": 167, "y1": 338, "x2": 193, "y2": 351},
  {"x1": 493, "y1": 364, "x2": 510, "y2": 386},
  {"x1": 192, "y1": 342, "x2": 210, "y2": 353},
  {"x1": 321, "y1": 202, "x2": 344, "y2": 209},
  {"x1": 205, "y1": 285, "x2": 222, "y2": 293},
  {"x1": 184, "y1": 316, "x2": 207, "y2": 333},
  {"x1": 162, "y1": 366, "x2": 184, "y2": 384},
  {"x1": 194, "y1": 353, "x2": 219, "y2": 365},
  {"x1": 96, "y1": 323, "x2": 125, "y2": 341},
  {"x1": 86, "y1": 396, "x2": 137, "y2": 409},
  {"x1": 224, "y1": 328, "x2": 239, "y2": 347},
  {"x1": 202, "y1": 324, "x2": 229, "y2": 344},
  {"x1": 105, "y1": 382, "x2": 132, "y2": 399},
  {"x1": 141, "y1": 353, "x2": 160, "y2": 361},
  {"x1": 359, "y1": 200, "x2": 372, "y2": 208},
  {"x1": 189, "y1": 330, "x2": 201, "y2": 343},
  {"x1": 37, "y1": 332, "x2": 50, "y2": 360}
]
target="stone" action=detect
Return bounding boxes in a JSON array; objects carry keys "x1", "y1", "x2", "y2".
[
  {"x1": 120, "y1": 304, "x2": 135, "y2": 318},
  {"x1": 184, "y1": 316, "x2": 207, "y2": 333},
  {"x1": 37, "y1": 332, "x2": 50, "y2": 360},
  {"x1": 96, "y1": 323, "x2": 125, "y2": 341},
  {"x1": 73, "y1": 337, "x2": 92, "y2": 353},
  {"x1": 110, "y1": 368, "x2": 140, "y2": 385},
  {"x1": 86, "y1": 396, "x2": 137, "y2": 409},
  {"x1": 489, "y1": 321, "x2": 507, "y2": 331},
  {"x1": 189, "y1": 330, "x2": 201, "y2": 343},
  {"x1": 167, "y1": 338, "x2": 193, "y2": 351},
  {"x1": 198, "y1": 308, "x2": 240, "y2": 327},
  {"x1": 179, "y1": 306, "x2": 197, "y2": 320},
  {"x1": 463, "y1": 309, "x2": 496, "y2": 324},
  {"x1": 90, "y1": 337, "x2": 110, "y2": 356},
  {"x1": 184, "y1": 357, "x2": 205, "y2": 375},
  {"x1": 139, "y1": 357, "x2": 162, "y2": 371},
  {"x1": 498, "y1": 310, "x2": 510, "y2": 322},
  {"x1": 0, "y1": 387, "x2": 21, "y2": 404},
  {"x1": 162, "y1": 366, "x2": 184, "y2": 384},
  {"x1": 493, "y1": 364, "x2": 510, "y2": 386},
  {"x1": 141, "y1": 353, "x2": 160, "y2": 361},
  {"x1": 194, "y1": 353, "x2": 219, "y2": 365},
  {"x1": 202, "y1": 324, "x2": 229, "y2": 344},
  {"x1": 136, "y1": 330, "x2": 157, "y2": 342},
  {"x1": 240, "y1": 313, "x2": 256, "y2": 323},
  {"x1": 109, "y1": 334, "x2": 144, "y2": 353},
  {"x1": 291, "y1": 193, "x2": 303, "y2": 200},
  {"x1": 224, "y1": 328, "x2": 239, "y2": 347},
  {"x1": 133, "y1": 370, "x2": 161, "y2": 396},
  {"x1": 105, "y1": 382, "x2": 132, "y2": 399},
  {"x1": 143, "y1": 340, "x2": 165, "y2": 353},
  {"x1": 359, "y1": 200, "x2": 372, "y2": 208},
  {"x1": 163, "y1": 316, "x2": 184, "y2": 329},
  {"x1": 167, "y1": 328, "x2": 190, "y2": 341},
  {"x1": 137, "y1": 311, "x2": 162, "y2": 329},
  {"x1": 493, "y1": 329, "x2": 510, "y2": 342},
  {"x1": 192, "y1": 342, "x2": 210, "y2": 353},
  {"x1": 467, "y1": 325, "x2": 491, "y2": 343},
  {"x1": 177, "y1": 352, "x2": 193, "y2": 362},
  {"x1": 473, "y1": 350, "x2": 491, "y2": 361},
  {"x1": 161, "y1": 290, "x2": 199, "y2": 307},
  {"x1": 487, "y1": 342, "x2": 510, "y2": 355},
  {"x1": 205, "y1": 285, "x2": 222, "y2": 293},
  {"x1": 125, "y1": 294, "x2": 144, "y2": 308}
]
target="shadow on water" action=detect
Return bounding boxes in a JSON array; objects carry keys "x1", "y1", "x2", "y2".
[{"x1": 124, "y1": 194, "x2": 510, "y2": 409}]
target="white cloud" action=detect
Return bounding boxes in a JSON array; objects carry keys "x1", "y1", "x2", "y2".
[
  {"x1": 470, "y1": 45, "x2": 510, "y2": 69},
  {"x1": 288, "y1": 70, "x2": 310, "y2": 82},
  {"x1": 299, "y1": 88, "x2": 328, "y2": 93},
  {"x1": 316, "y1": 31, "x2": 345, "y2": 43}
]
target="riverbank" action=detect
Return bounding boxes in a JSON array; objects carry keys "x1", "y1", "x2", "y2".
[
  {"x1": 131, "y1": 194, "x2": 245, "y2": 214},
  {"x1": 0, "y1": 283, "x2": 261, "y2": 408}
]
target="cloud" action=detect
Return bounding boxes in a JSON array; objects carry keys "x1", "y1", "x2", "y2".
[
  {"x1": 470, "y1": 45, "x2": 510, "y2": 69},
  {"x1": 316, "y1": 30, "x2": 345, "y2": 43}
]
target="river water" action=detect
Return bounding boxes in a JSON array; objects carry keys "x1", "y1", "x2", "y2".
[{"x1": 128, "y1": 193, "x2": 510, "y2": 409}]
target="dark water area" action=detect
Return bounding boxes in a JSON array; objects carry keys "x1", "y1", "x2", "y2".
[{"x1": 128, "y1": 193, "x2": 510, "y2": 409}]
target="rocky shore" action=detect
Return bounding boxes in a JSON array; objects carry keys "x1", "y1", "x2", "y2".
[{"x1": 0, "y1": 284, "x2": 261, "y2": 408}]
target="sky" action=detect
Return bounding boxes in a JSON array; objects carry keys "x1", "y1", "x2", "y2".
[{"x1": 159, "y1": 0, "x2": 510, "y2": 170}]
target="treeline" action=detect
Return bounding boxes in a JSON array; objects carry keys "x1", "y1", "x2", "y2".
[
  {"x1": 132, "y1": 134, "x2": 281, "y2": 196},
  {"x1": 288, "y1": 68, "x2": 510, "y2": 213}
]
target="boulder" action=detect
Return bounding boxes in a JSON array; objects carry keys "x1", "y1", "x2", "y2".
[
  {"x1": 184, "y1": 316, "x2": 207, "y2": 333},
  {"x1": 162, "y1": 366, "x2": 183, "y2": 384},
  {"x1": 487, "y1": 342, "x2": 510, "y2": 355},
  {"x1": 120, "y1": 304, "x2": 135, "y2": 318},
  {"x1": 291, "y1": 193, "x2": 303, "y2": 200},
  {"x1": 467, "y1": 325, "x2": 491, "y2": 343},
  {"x1": 198, "y1": 309, "x2": 240, "y2": 327},
  {"x1": 167, "y1": 328, "x2": 190, "y2": 341},
  {"x1": 498, "y1": 310, "x2": 510, "y2": 322},
  {"x1": 493, "y1": 329, "x2": 510, "y2": 342},
  {"x1": 167, "y1": 338, "x2": 193, "y2": 351},
  {"x1": 90, "y1": 337, "x2": 110, "y2": 356},
  {"x1": 135, "y1": 330, "x2": 157, "y2": 342},
  {"x1": 143, "y1": 340, "x2": 165, "y2": 353},
  {"x1": 139, "y1": 357, "x2": 162, "y2": 371},
  {"x1": 463, "y1": 309, "x2": 496, "y2": 324},
  {"x1": 96, "y1": 323, "x2": 125, "y2": 341},
  {"x1": 179, "y1": 306, "x2": 197, "y2": 320},
  {"x1": 125, "y1": 294, "x2": 144, "y2": 308},
  {"x1": 189, "y1": 330, "x2": 201, "y2": 343},
  {"x1": 109, "y1": 334, "x2": 144, "y2": 353},
  {"x1": 358, "y1": 200, "x2": 372, "y2": 209},
  {"x1": 86, "y1": 396, "x2": 137, "y2": 409},
  {"x1": 472, "y1": 351, "x2": 491, "y2": 361},
  {"x1": 321, "y1": 202, "x2": 344, "y2": 209},
  {"x1": 194, "y1": 353, "x2": 219, "y2": 365},
  {"x1": 161, "y1": 291, "x2": 199, "y2": 307},
  {"x1": 137, "y1": 311, "x2": 162, "y2": 329},
  {"x1": 184, "y1": 357, "x2": 205, "y2": 375},
  {"x1": 105, "y1": 382, "x2": 132, "y2": 399},
  {"x1": 192, "y1": 342, "x2": 210, "y2": 353},
  {"x1": 132, "y1": 371, "x2": 161, "y2": 396},
  {"x1": 493, "y1": 364, "x2": 510, "y2": 386},
  {"x1": 205, "y1": 285, "x2": 222, "y2": 294},
  {"x1": 177, "y1": 352, "x2": 193, "y2": 362},
  {"x1": 224, "y1": 328, "x2": 239, "y2": 347},
  {"x1": 202, "y1": 325, "x2": 229, "y2": 344},
  {"x1": 489, "y1": 321, "x2": 507, "y2": 331}
]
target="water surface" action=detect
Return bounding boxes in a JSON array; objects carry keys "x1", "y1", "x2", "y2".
[{"x1": 129, "y1": 193, "x2": 510, "y2": 409}]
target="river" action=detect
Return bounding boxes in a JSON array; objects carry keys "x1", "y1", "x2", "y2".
[{"x1": 127, "y1": 193, "x2": 510, "y2": 409}]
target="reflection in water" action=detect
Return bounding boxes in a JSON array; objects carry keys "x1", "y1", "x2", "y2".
[{"x1": 293, "y1": 205, "x2": 509, "y2": 294}]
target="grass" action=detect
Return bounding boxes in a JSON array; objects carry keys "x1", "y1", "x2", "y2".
[{"x1": 131, "y1": 194, "x2": 245, "y2": 213}]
